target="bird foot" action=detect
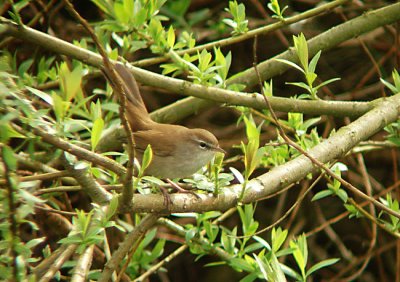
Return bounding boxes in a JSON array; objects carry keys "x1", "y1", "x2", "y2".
[
  {"x1": 158, "y1": 185, "x2": 173, "y2": 211},
  {"x1": 166, "y1": 179, "x2": 200, "y2": 199}
]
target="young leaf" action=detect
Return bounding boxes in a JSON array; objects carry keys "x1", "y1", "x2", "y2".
[
  {"x1": 274, "y1": 58, "x2": 305, "y2": 73},
  {"x1": 167, "y1": 26, "x2": 176, "y2": 48},
  {"x1": 91, "y1": 118, "x2": 104, "y2": 151},
  {"x1": 311, "y1": 189, "x2": 333, "y2": 201},
  {"x1": 271, "y1": 227, "x2": 288, "y2": 253},
  {"x1": 26, "y1": 86, "x2": 53, "y2": 105},
  {"x1": 229, "y1": 167, "x2": 245, "y2": 184},
  {"x1": 293, "y1": 34, "x2": 308, "y2": 71},
  {"x1": 308, "y1": 51, "x2": 321, "y2": 73},
  {"x1": 2, "y1": 145, "x2": 17, "y2": 171},
  {"x1": 306, "y1": 258, "x2": 340, "y2": 276},
  {"x1": 139, "y1": 145, "x2": 153, "y2": 177}
]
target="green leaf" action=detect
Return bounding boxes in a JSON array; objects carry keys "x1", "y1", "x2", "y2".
[
  {"x1": 253, "y1": 236, "x2": 271, "y2": 251},
  {"x1": 286, "y1": 81, "x2": 309, "y2": 91},
  {"x1": 274, "y1": 58, "x2": 304, "y2": 73},
  {"x1": 337, "y1": 189, "x2": 348, "y2": 203},
  {"x1": 229, "y1": 167, "x2": 244, "y2": 184},
  {"x1": 290, "y1": 234, "x2": 307, "y2": 279},
  {"x1": 25, "y1": 237, "x2": 46, "y2": 249},
  {"x1": 305, "y1": 72, "x2": 317, "y2": 86},
  {"x1": 204, "y1": 221, "x2": 219, "y2": 243},
  {"x1": 393, "y1": 69, "x2": 400, "y2": 91},
  {"x1": 267, "y1": 0, "x2": 280, "y2": 15},
  {"x1": 229, "y1": 257, "x2": 254, "y2": 272},
  {"x1": 0, "y1": 123, "x2": 25, "y2": 142},
  {"x1": 311, "y1": 190, "x2": 333, "y2": 201},
  {"x1": 18, "y1": 59, "x2": 34, "y2": 77},
  {"x1": 198, "y1": 211, "x2": 222, "y2": 222},
  {"x1": 293, "y1": 33, "x2": 308, "y2": 71},
  {"x1": 26, "y1": 86, "x2": 53, "y2": 105},
  {"x1": 148, "y1": 239, "x2": 165, "y2": 261},
  {"x1": 224, "y1": 0, "x2": 248, "y2": 34},
  {"x1": 138, "y1": 228, "x2": 157, "y2": 250},
  {"x1": 14, "y1": 0, "x2": 30, "y2": 11},
  {"x1": 2, "y1": 145, "x2": 17, "y2": 171},
  {"x1": 214, "y1": 48, "x2": 231, "y2": 82},
  {"x1": 253, "y1": 253, "x2": 268, "y2": 281},
  {"x1": 165, "y1": 0, "x2": 190, "y2": 16},
  {"x1": 91, "y1": 118, "x2": 104, "y2": 151},
  {"x1": 141, "y1": 176, "x2": 166, "y2": 186},
  {"x1": 280, "y1": 263, "x2": 302, "y2": 280},
  {"x1": 221, "y1": 227, "x2": 236, "y2": 254},
  {"x1": 185, "y1": 227, "x2": 197, "y2": 242},
  {"x1": 167, "y1": 26, "x2": 175, "y2": 48},
  {"x1": 52, "y1": 92, "x2": 66, "y2": 122},
  {"x1": 301, "y1": 117, "x2": 321, "y2": 131},
  {"x1": 243, "y1": 242, "x2": 263, "y2": 254},
  {"x1": 90, "y1": 101, "x2": 102, "y2": 121},
  {"x1": 344, "y1": 203, "x2": 362, "y2": 219},
  {"x1": 197, "y1": 49, "x2": 213, "y2": 72},
  {"x1": 114, "y1": 1, "x2": 129, "y2": 23},
  {"x1": 243, "y1": 115, "x2": 260, "y2": 143},
  {"x1": 271, "y1": 227, "x2": 288, "y2": 253},
  {"x1": 380, "y1": 77, "x2": 398, "y2": 94},
  {"x1": 269, "y1": 253, "x2": 287, "y2": 282},
  {"x1": 139, "y1": 145, "x2": 153, "y2": 177},
  {"x1": 306, "y1": 258, "x2": 339, "y2": 276},
  {"x1": 123, "y1": 0, "x2": 134, "y2": 19},
  {"x1": 91, "y1": 0, "x2": 114, "y2": 17},
  {"x1": 104, "y1": 196, "x2": 119, "y2": 222},
  {"x1": 308, "y1": 51, "x2": 321, "y2": 73},
  {"x1": 315, "y1": 77, "x2": 341, "y2": 90},
  {"x1": 222, "y1": 18, "x2": 237, "y2": 29},
  {"x1": 58, "y1": 63, "x2": 84, "y2": 102}
]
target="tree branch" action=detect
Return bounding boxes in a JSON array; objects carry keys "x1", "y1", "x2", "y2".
[{"x1": 128, "y1": 93, "x2": 400, "y2": 213}]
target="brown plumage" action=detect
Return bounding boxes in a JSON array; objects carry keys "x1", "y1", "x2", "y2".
[{"x1": 105, "y1": 63, "x2": 224, "y2": 178}]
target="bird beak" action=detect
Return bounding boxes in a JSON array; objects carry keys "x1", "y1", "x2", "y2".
[{"x1": 214, "y1": 146, "x2": 226, "y2": 154}]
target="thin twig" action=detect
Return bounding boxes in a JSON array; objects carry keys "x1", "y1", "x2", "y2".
[
  {"x1": 134, "y1": 0, "x2": 351, "y2": 67},
  {"x1": 11, "y1": 122, "x2": 126, "y2": 175},
  {"x1": 340, "y1": 153, "x2": 377, "y2": 280},
  {"x1": 62, "y1": 0, "x2": 136, "y2": 210},
  {"x1": 98, "y1": 214, "x2": 160, "y2": 282},
  {"x1": 251, "y1": 35, "x2": 400, "y2": 220},
  {"x1": 135, "y1": 208, "x2": 236, "y2": 281},
  {"x1": 116, "y1": 232, "x2": 145, "y2": 282},
  {"x1": 0, "y1": 170, "x2": 70, "y2": 185}
]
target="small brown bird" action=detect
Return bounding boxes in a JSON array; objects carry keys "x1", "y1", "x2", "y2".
[{"x1": 111, "y1": 63, "x2": 224, "y2": 179}]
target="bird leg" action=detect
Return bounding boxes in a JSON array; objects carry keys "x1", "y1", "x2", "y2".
[
  {"x1": 166, "y1": 179, "x2": 201, "y2": 199},
  {"x1": 156, "y1": 180, "x2": 200, "y2": 211},
  {"x1": 158, "y1": 185, "x2": 173, "y2": 211}
]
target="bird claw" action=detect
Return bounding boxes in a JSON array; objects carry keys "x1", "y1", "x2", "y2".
[
  {"x1": 157, "y1": 179, "x2": 200, "y2": 211},
  {"x1": 158, "y1": 185, "x2": 173, "y2": 211},
  {"x1": 166, "y1": 179, "x2": 200, "y2": 199}
]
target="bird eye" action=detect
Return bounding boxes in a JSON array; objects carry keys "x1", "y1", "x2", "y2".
[{"x1": 199, "y1": 141, "x2": 208, "y2": 149}]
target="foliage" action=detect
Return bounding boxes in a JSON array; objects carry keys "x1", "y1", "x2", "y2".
[
  {"x1": 1, "y1": 0, "x2": 400, "y2": 281},
  {"x1": 0, "y1": 71, "x2": 45, "y2": 280},
  {"x1": 267, "y1": 0, "x2": 288, "y2": 20},
  {"x1": 275, "y1": 33, "x2": 340, "y2": 100},
  {"x1": 223, "y1": 0, "x2": 249, "y2": 35},
  {"x1": 382, "y1": 70, "x2": 400, "y2": 146}
]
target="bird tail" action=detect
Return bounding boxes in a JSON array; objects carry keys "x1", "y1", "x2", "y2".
[{"x1": 103, "y1": 63, "x2": 154, "y2": 131}]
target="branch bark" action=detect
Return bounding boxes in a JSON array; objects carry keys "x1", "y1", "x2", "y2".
[{"x1": 128, "y1": 93, "x2": 400, "y2": 213}]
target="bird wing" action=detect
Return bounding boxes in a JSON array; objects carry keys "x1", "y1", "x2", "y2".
[{"x1": 133, "y1": 129, "x2": 177, "y2": 157}]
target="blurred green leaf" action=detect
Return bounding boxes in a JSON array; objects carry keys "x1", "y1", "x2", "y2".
[
  {"x1": 2, "y1": 145, "x2": 17, "y2": 171},
  {"x1": 91, "y1": 117, "x2": 104, "y2": 151}
]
